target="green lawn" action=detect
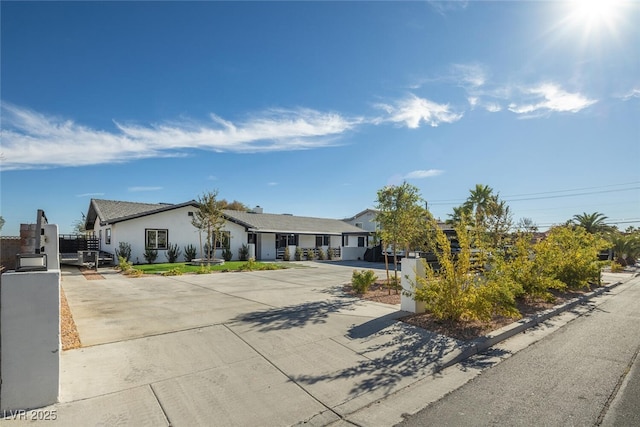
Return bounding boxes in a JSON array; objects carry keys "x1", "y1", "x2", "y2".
[{"x1": 133, "y1": 261, "x2": 289, "y2": 274}]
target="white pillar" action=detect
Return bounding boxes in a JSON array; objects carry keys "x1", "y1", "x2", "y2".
[
  {"x1": 42, "y1": 224, "x2": 60, "y2": 270},
  {"x1": 1, "y1": 269, "x2": 61, "y2": 411},
  {"x1": 400, "y1": 257, "x2": 426, "y2": 313}
]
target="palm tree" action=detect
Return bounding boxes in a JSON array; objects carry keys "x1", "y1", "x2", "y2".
[
  {"x1": 572, "y1": 212, "x2": 611, "y2": 234},
  {"x1": 610, "y1": 233, "x2": 640, "y2": 266},
  {"x1": 463, "y1": 184, "x2": 494, "y2": 227}
]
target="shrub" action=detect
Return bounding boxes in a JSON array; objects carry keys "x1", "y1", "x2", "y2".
[
  {"x1": 222, "y1": 247, "x2": 233, "y2": 262},
  {"x1": 352, "y1": 269, "x2": 377, "y2": 294},
  {"x1": 115, "y1": 242, "x2": 132, "y2": 262},
  {"x1": 327, "y1": 246, "x2": 333, "y2": 260},
  {"x1": 162, "y1": 267, "x2": 183, "y2": 276},
  {"x1": 143, "y1": 248, "x2": 158, "y2": 264},
  {"x1": 413, "y1": 219, "x2": 520, "y2": 322},
  {"x1": 166, "y1": 243, "x2": 182, "y2": 263},
  {"x1": 317, "y1": 248, "x2": 326, "y2": 260},
  {"x1": 239, "y1": 258, "x2": 258, "y2": 271},
  {"x1": 117, "y1": 256, "x2": 143, "y2": 277},
  {"x1": 610, "y1": 261, "x2": 625, "y2": 273},
  {"x1": 535, "y1": 226, "x2": 607, "y2": 289},
  {"x1": 295, "y1": 247, "x2": 303, "y2": 261},
  {"x1": 283, "y1": 246, "x2": 291, "y2": 261},
  {"x1": 184, "y1": 244, "x2": 197, "y2": 262},
  {"x1": 238, "y1": 244, "x2": 250, "y2": 261},
  {"x1": 306, "y1": 248, "x2": 315, "y2": 261}
]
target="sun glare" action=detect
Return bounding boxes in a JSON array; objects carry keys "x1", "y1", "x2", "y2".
[{"x1": 566, "y1": 0, "x2": 625, "y2": 36}]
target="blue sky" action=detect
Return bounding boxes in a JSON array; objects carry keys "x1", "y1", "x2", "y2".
[{"x1": 1, "y1": 1, "x2": 639, "y2": 235}]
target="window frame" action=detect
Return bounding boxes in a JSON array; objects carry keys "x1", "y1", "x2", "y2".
[
  {"x1": 105, "y1": 228, "x2": 112, "y2": 245},
  {"x1": 145, "y1": 229, "x2": 169, "y2": 250}
]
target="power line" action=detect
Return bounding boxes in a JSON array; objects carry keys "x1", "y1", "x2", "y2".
[{"x1": 429, "y1": 183, "x2": 640, "y2": 206}]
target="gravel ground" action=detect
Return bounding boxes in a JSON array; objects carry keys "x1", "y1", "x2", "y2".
[
  {"x1": 60, "y1": 284, "x2": 81, "y2": 350},
  {"x1": 344, "y1": 280, "x2": 592, "y2": 341}
]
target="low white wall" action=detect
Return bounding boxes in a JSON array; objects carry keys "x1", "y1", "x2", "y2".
[
  {"x1": 1, "y1": 270, "x2": 60, "y2": 411},
  {"x1": 341, "y1": 247, "x2": 367, "y2": 261}
]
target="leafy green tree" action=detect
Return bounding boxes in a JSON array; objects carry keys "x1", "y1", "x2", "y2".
[
  {"x1": 192, "y1": 190, "x2": 226, "y2": 263},
  {"x1": 375, "y1": 182, "x2": 426, "y2": 292},
  {"x1": 0, "y1": 215, "x2": 5, "y2": 233},
  {"x1": 220, "y1": 200, "x2": 250, "y2": 211},
  {"x1": 72, "y1": 213, "x2": 86, "y2": 235}
]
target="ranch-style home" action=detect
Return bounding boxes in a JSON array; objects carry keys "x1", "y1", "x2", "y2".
[{"x1": 84, "y1": 199, "x2": 371, "y2": 264}]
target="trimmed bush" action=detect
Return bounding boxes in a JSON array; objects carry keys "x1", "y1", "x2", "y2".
[
  {"x1": 317, "y1": 248, "x2": 326, "y2": 260},
  {"x1": 295, "y1": 247, "x2": 303, "y2": 261},
  {"x1": 306, "y1": 248, "x2": 315, "y2": 260},
  {"x1": 283, "y1": 246, "x2": 291, "y2": 261}
]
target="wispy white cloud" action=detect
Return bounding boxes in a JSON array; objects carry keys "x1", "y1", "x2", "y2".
[
  {"x1": 76, "y1": 192, "x2": 105, "y2": 197},
  {"x1": 128, "y1": 186, "x2": 163, "y2": 192},
  {"x1": 620, "y1": 88, "x2": 640, "y2": 101},
  {"x1": 485, "y1": 103, "x2": 502, "y2": 113},
  {"x1": 267, "y1": 182, "x2": 278, "y2": 186},
  {"x1": 0, "y1": 103, "x2": 361, "y2": 171},
  {"x1": 451, "y1": 63, "x2": 487, "y2": 88},
  {"x1": 508, "y1": 83, "x2": 597, "y2": 116},
  {"x1": 428, "y1": 1, "x2": 469, "y2": 16},
  {"x1": 375, "y1": 94, "x2": 463, "y2": 128},
  {"x1": 403, "y1": 169, "x2": 444, "y2": 179}
]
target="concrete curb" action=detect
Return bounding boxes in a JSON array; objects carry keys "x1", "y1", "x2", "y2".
[{"x1": 436, "y1": 279, "x2": 625, "y2": 372}]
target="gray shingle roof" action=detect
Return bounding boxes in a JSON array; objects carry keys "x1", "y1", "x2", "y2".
[
  {"x1": 223, "y1": 210, "x2": 367, "y2": 235},
  {"x1": 85, "y1": 198, "x2": 368, "y2": 235},
  {"x1": 86, "y1": 199, "x2": 197, "y2": 227}
]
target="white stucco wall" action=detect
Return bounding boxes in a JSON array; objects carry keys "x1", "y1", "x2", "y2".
[
  {"x1": 259, "y1": 233, "x2": 276, "y2": 260},
  {"x1": 1, "y1": 270, "x2": 60, "y2": 412},
  {"x1": 345, "y1": 210, "x2": 378, "y2": 232},
  {"x1": 298, "y1": 235, "x2": 316, "y2": 248}
]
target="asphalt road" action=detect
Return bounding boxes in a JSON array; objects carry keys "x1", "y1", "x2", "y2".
[{"x1": 397, "y1": 276, "x2": 640, "y2": 427}]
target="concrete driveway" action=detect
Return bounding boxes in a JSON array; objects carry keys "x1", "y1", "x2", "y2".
[{"x1": 42, "y1": 261, "x2": 462, "y2": 426}]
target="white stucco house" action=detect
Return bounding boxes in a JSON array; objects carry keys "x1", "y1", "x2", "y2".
[
  {"x1": 84, "y1": 199, "x2": 371, "y2": 264},
  {"x1": 342, "y1": 208, "x2": 379, "y2": 234}
]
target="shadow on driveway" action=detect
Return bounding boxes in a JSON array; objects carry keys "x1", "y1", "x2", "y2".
[{"x1": 232, "y1": 298, "x2": 363, "y2": 332}]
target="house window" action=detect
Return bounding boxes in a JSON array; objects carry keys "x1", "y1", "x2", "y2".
[
  {"x1": 355, "y1": 222, "x2": 363, "y2": 229},
  {"x1": 248, "y1": 233, "x2": 256, "y2": 244},
  {"x1": 315, "y1": 235, "x2": 330, "y2": 246},
  {"x1": 343, "y1": 235, "x2": 349, "y2": 246},
  {"x1": 215, "y1": 231, "x2": 231, "y2": 248},
  {"x1": 146, "y1": 229, "x2": 168, "y2": 250},
  {"x1": 188, "y1": 211, "x2": 194, "y2": 217},
  {"x1": 105, "y1": 228, "x2": 112, "y2": 245},
  {"x1": 358, "y1": 236, "x2": 365, "y2": 247}
]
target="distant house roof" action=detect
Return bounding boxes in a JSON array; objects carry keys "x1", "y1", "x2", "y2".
[
  {"x1": 223, "y1": 210, "x2": 368, "y2": 235},
  {"x1": 85, "y1": 199, "x2": 368, "y2": 235},
  {"x1": 342, "y1": 209, "x2": 378, "y2": 222},
  {"x1": 85, "y1": 199, "x2": 198, "y2": 228}
]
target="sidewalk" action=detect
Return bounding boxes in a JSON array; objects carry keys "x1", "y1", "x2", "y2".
[{"x1": 1, "y1": 265, "x2": 637, "y2": 426}]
